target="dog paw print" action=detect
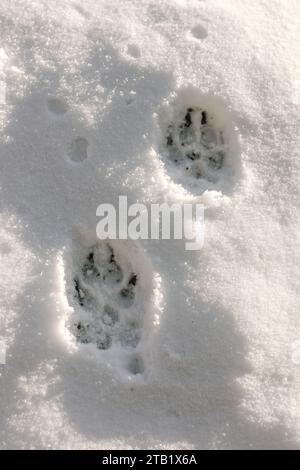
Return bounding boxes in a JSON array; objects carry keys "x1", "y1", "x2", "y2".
[
  {"x1": 127, "y1": 353, "x2": 145, "y2": 375},
  {"x1": 158, "y1": 87, "x2": 242, "y2": 194},
  {"x1": 47, "y1": 96, "x2": 69, "y2": 116},
  {"x1": 66, "y1": 240, "x2": 151, "y2": 376}
]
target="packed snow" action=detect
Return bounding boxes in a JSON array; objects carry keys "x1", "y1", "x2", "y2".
[{"x1": 0, "y1": 0, "x2": 300, "y2": 450}]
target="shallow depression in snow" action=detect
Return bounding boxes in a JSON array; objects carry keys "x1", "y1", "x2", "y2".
[
  {"x1": 0, "y1": 0, "x2": 299, "y2": 451},
  {"x1": 62, "y1": 232, "x2": 159, "y2": 378},
  {"x1": 157, "y1": 87, "x2": 243, "y2": 196}
]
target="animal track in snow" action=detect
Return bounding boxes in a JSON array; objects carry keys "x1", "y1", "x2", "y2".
[
  {"x1": 69, "y1": 137, "x2": 89, "y2": 163},
  {"x1": 190, "y1": 24, "x2": 208, "y2": 40},
  {"x1": 64, "y1": 237, "x2": 157, "y2": 377},
  {"x1": 47, "y1": 97, "x2": 69, "y2": 115},
  {"x1": 158, "y1": 87, "x2": 242, "y2": 194},
  {"x1": 127, "y1": 44, "x2": 141, "y2": 59}
]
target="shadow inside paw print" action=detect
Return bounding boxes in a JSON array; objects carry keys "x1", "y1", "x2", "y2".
[{"x1": 70, "y1": 243, "x2": 143, "y2": 362}]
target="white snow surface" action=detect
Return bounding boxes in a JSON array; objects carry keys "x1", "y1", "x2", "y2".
[{"x1": 0, "y1": 0, "x2": 300, "y2": 450}]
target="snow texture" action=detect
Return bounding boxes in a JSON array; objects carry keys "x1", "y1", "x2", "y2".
[{"x1": 0, "y1": 0, "x2": 300, "y2": 450}]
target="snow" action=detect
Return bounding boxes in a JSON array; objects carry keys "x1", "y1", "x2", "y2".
[{"x1": 0, "y1": 0, "x2": 300, "y2": 450}]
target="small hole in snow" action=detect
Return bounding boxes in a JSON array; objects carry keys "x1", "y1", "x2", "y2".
[
  {"x1": 128, "y1": 354, "x2": 144, "y2": 375},
  {"x1": 190, "y1": 25, "x2": 208, "y2": 40},
  {"x1": 69, "y1": 137, "x2": 89, "y2": 163},
  {"x1": 127, "y1": 44, "x2": 141, "y2": 59}
]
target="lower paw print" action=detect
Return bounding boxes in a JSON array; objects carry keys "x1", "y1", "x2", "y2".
[
  {"x1": 65, "y1": 237, "x2": 157, "y2": 378},
  {"x1": 158, "y1": 87, "x2": 242, "y2": 195}
]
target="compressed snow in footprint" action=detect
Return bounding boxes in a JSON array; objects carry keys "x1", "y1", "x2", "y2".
[
  {"x1": 62, "y1": 233, "x2": 157, "y2": 377},
  {"x1": 0, "y1": 0, "x2": 300, "y2": 451},
  {"x1": 158, "y1": 86, "x2": 242, "y2": 195}
]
